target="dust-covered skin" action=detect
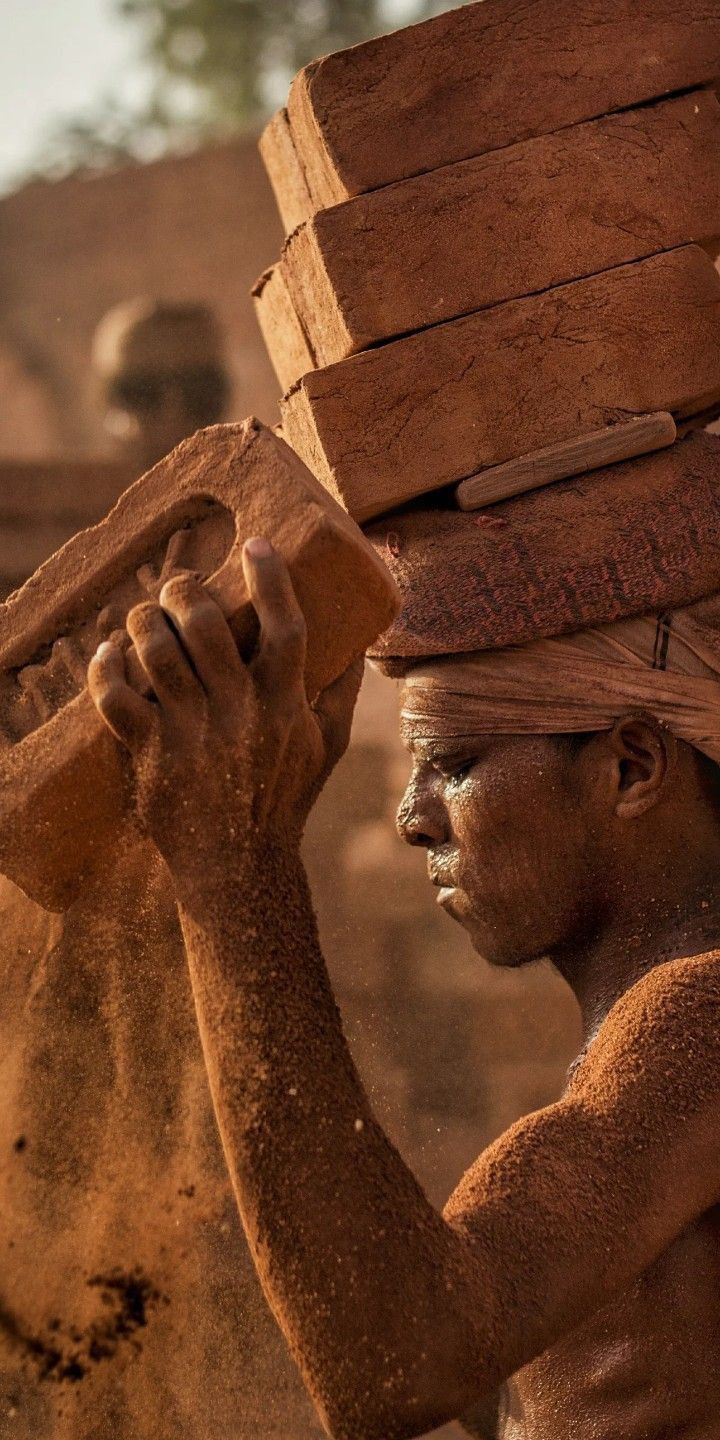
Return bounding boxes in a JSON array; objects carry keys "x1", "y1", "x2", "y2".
[{"x1": 89, "y1": 542, "x2": 720, "y2": 1440}]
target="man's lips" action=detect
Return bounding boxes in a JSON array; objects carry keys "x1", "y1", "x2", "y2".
[
  {"x1": 428, "y1": 865, "x2": 460, "y2": 906},
  {"x1": 428, "y1": 862, "x2": 457, "y2": 889},
  {"x1": 427, "y1": 860, "x2": 465, "y2": 915}
]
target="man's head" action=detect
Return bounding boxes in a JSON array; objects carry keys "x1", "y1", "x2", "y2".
[
  {"x1": 397, "y1": 699, "x2": 720, "y2": 971},
  {"x1": 92, "y1": 299, "x2": 230, "y2": 472},
  {"x1": 393, "y1": 605, "x2": 720, "y2": 969}
]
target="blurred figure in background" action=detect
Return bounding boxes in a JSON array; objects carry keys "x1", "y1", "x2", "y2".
[{"x1": 92, "y1": 298, "x2": 231, "y2": 472}]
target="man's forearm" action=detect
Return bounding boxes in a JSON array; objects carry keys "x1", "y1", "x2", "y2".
[{"x1": 176, "y1": 840, "x2": 480, "y2": 1439}]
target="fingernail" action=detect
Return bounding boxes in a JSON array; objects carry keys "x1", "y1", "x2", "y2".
[
  {"x1": 245, "y1": 537, "x2": 273, "y2": 559},
  {"x1": 95, "y1": 641, "x2": 113, "y2": 657}
]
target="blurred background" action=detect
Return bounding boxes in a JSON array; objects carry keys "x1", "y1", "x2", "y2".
[{"x1": 0, "y1": 0, "x2": 580, "y2": 1223}]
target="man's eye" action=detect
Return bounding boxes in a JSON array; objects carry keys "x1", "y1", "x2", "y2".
[{"x1": 436, "y1": 758, "x2": 474, "y2": 782}]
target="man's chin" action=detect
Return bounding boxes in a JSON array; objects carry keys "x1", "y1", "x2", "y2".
[
  {"x1": 480, "y1": 946, "x2": 540, "y2": 970},
  {"x1": 437, "y1": 892, "x2": 548, "y2": 969}
]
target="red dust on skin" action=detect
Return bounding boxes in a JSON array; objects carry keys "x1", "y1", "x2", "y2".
[
  {"x1": 396, "y1": 708, "x2": 720, "y2": 1041},
  {"x1": 395, "y1": 729, "x2": 598, "y2": 971},
  {"x1": 87, "y1": 545, "x2": 720, "y2": 1440}
]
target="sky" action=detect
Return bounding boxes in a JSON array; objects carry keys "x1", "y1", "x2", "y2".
[{"x1": 0, "y1": 0, "x2": 147, "y2": 193}]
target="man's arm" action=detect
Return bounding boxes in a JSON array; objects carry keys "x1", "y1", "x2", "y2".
[
  {"x1": 459, "y1": 1394, "x2": 502, "y2": 1439},
  {"x1": 88, "y1": 545, "x2": 720, "y2": 1440}
]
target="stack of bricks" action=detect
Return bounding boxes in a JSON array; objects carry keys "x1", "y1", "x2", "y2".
[{"x1": 255, "y1": 0, "x2": 720, "y2": 523}]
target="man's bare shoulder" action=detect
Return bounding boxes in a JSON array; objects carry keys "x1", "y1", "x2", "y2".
[{"x1": 569, "y1": 950, "x2": 720, "y2": 1119}]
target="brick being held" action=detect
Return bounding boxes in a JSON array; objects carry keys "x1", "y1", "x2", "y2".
[
  {"x1": 261, "y1": 0, "x2": 720, "y2": 226},
  {"x1": 260, "y1": 90, "x2": 720, "y2": 383},
  {"x1": 281, "y1": 246, "x2": 720, "y2": 522},
  {"x1": 0, "y1": 420, "x2": 399, "y2": 911}
]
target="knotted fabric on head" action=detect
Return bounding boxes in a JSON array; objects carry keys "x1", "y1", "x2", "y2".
[{"x1": 400, "y1": 595, "x2": 720, "y2": 764}]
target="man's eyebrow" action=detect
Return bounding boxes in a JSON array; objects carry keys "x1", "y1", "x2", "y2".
[{"x1": 398, "y1": 730, "x2": 485, "y2": 764}]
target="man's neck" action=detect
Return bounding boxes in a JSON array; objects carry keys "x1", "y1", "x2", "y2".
[{"x1": 552, "y1": 883, "x2": 720, "y2": 1046}]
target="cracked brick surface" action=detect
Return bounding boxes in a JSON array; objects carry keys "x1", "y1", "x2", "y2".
[
  {"x1": 281, "y1": 247, "x2": 720, "y2": 522},
  {"x1": 263, "y1": 91, "x2": 720, "y2": 384},
  {"x1": 262, "y1": 0, "x2": 720, "y2": 225}
]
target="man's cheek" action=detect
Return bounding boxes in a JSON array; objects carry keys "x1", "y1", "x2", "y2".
[{"x1": 459, "y1": 822, "x2": 530, "y2": 906}]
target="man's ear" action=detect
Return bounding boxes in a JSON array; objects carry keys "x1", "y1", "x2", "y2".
[{"x1": 608, "y1": 713, "x2": 676, "y2": 820}]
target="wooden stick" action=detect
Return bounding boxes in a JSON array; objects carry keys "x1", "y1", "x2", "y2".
[{"x1": 455, "y1": 413, "x2": 677, "y2": 512}]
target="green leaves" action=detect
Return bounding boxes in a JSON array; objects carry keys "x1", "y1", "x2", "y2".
[{"x1": 118, "y1": 0, "x2": 441, "y2": 128}]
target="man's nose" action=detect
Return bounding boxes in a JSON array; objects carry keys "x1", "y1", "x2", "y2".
[{"x1": 396, "y1": 774, "x2": 447, "y2": 848}]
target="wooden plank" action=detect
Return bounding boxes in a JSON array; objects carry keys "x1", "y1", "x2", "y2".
[
  {"x1": 258, "y1": 108, "x2": 314, "y2": 235},
  {"x1": 455, "y1": 414, "x2": 677, "y2": 510},
  {"x1": 252, "y1": 265, "x2": 316, "y2": 394},
  {"x1": 281, "y1": 246, "x2": 720, "y2": 522},
  {"x1": 264, "y1": 0, "x2": 720, "y2": 224},
  {"x1": 270, "y1": 91, "x2": 720, "y2": 380}
]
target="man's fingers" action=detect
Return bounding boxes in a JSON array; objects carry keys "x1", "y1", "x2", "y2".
[
  {"x1": 88, "y1": 636, "x2": 156, "y2": 753},
  {"x1": 159, "y1": 572, "x2": 246, "y2": 705},
  {"x1": 126, "y1": 601, "x2": 202, "y2": 715},
  {"x1": 243, "y1": 539, "x2": 307, "y2": 694},
  {"x1": 313, "y1": 657, "x2": 364, "y2": 765}
]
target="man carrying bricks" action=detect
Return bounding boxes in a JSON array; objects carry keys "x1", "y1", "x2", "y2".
[
  {"x1": 89, "y1": 522, "x2": 720, "y2": 1439},
  {"x1": 70, "y1": 2, "x2": 720, "y2": 1434}
]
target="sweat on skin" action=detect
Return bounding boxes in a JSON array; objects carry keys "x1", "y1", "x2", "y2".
[{"x1": 88, "y1": 540, "x2": 720, "y2": 1440}]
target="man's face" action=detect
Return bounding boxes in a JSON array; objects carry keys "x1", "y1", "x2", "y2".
[{"x1": 397, "y1": 724, "x2": 605, "y2": 968}]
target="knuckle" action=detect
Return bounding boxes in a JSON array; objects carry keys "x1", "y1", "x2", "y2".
[
  {"x1": 183, "y1": 599, "x2": 224, "y2": 638},
  {"x1": 286, "y1": 611, "x2": 307, "y2": 642},
  {"x1": 161, "y1": 573, "x2": 205, "y2": 609},
  {"x1": 142, "y1": 633, "x2": 177, "y2": 667},
  {"x1": 270, "y1": 612, "x2": 306, "y2": 654},
  {"x1": 127, "y1": 600, "x2": 160, "y2": 632},
  {"x1": 162, "y1": 569, "x2": 194, "y2": 595},
  {"x1": 98, "y1": 678, "x2": 130, "y2": 711}
]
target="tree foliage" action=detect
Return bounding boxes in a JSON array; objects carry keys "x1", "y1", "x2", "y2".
[
  {"x1": 30, "y1": 0, "x2": 455, "y2": 178},
  {"x1": 119, "y1": 0, "x2": 442, "y2": 130}
]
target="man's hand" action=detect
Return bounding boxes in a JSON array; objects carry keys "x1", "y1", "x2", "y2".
[{"x1": 87, "y1": 537, "x2": 363, "y2": 889}]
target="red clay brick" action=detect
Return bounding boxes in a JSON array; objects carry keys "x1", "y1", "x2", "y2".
[
  {"x1": 281, "y1": 247, "x2": 720, "y2": 521},
  {"x1": 262, "y1": 0, "x2": 720, "y2": 225},
  {"x1": 365, "y1": 431, "x2": 720, "y2": 666},
  {"x1": 265, "y1": 92, "x2": 720, "y2": 383},
  {"x1": 253, "y1": 265, "x2": 316, "y2": 393},
  {"x1": 259, "y1": 108, "x2": 315, "y2": 237},
  {"x1": 0, "y1": 420, "x2": 400, "y2": 910}
]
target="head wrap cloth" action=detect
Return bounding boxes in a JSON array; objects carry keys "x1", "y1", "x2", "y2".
[
  {"x1": 364, "y1": 432, "x2": 720, "y2": 762},
  {"x1": 401, "y1": 602, "x2": 720, "y2": 763}
]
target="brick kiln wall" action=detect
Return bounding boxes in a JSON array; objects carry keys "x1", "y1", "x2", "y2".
[{"x1": 0, "y1": 135, "x2": 283, "y2": 458}]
